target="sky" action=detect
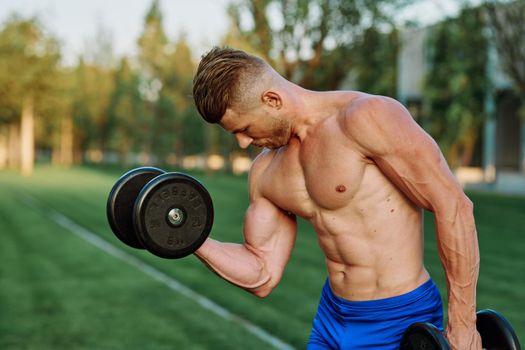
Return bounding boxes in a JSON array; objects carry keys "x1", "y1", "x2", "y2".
[
  {"x1": 0, "y1": 0, "x2": 233, "y2": 64},
  {"x1": 0, "y1": 0, "x2": 469, "y2": 66}
]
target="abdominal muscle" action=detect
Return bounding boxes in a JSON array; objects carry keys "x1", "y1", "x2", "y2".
[
  {"x1": 260, "y1": 135, "x2": 431, "y2": 301},
  {"x1": 309, "y1": 196, "x2": 430, "y2": 302}
]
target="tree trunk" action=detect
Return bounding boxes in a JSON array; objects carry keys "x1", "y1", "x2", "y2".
[
  {"x1": 60, "y1": 115, "x2": 74, "y2": 166},
  {"x1": 8, "y1": 122, "x2": 20, "y2": 169},
  {"x1": 0, "y1": 126, "x2": 7, "y2": 170},
  {"x1": 20, "y1": 96, "x2": 35, "y2": 177},
  {"x1": 460, "y1": 129, "x2": 478, "y2": 167},
  {"x1": 118, "y1": 137, "x2": 130, "y2": 166},
  {"x1": 447, "y1": 143, "x2": 459, "y2": 169},
  {"x1": 51, "y1": 124, "x2": 60, "y2": 166},
  {"x1": 52, "y1": 115, "x2": 74, "y2": 167}
]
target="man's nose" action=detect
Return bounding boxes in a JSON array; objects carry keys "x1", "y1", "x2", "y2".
[{"x1": 235, "y1": 133, "x2": 253, "y2": 149}]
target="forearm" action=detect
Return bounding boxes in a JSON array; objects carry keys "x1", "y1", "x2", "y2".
[
  {"x1": 435, "y1": 198, "x2": 480, "y2": 328},
  {"x1": 194, "y1": 238, "x2": 271, "y2": 295}
]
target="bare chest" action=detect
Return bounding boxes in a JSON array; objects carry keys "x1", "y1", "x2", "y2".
[{"x1": 260, "y1": 132, "x2": 367, "y2": 217}]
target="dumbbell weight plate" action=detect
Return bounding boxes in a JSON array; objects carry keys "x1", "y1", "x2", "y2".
[
  {"x1": 400, "y1": 323, "x2": 451, "y2": 350},
  {"x1": 133, "y1": 172, "x2": 214, "y2": 259},
  {"x1": 477, "y1": 309, "x2": 521, "y2": 350},
  {"x1": 106, "y1": 167, "x2": 165, "y2": 249}
]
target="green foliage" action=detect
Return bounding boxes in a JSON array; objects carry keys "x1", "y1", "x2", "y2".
[
  {"x1": 352, "y1": 27, "x2": 399, "y2": 96},
  {"x1": 136, "y1": 2, "x2": 202, "y2": 165},
  {"x1": 137, "y1": 0, "x2": 168, "y2": 79},
  {"x1": 106, "y1": 58, "x2": 145, "y2": 163},
  {"x1": 181, "y1": 109, "x2": 207, "y2": 155},
  {"x1": 485, "y1": 1, "x2": 525, "y2": 93},
  {"x1": 422, "y1": 7, "x2": 488, "y2": 167},
  {"x1": 227, "y1": 0, "x2": 412, "y2": 90},
  {"x1": 0, "y1": 15, "x2": 61, "y2": 124},
  {"x1": 161, "y1": 36, "x2": 200, "y2": 161},
  {"x1": 71, "y1": 58, "x2": 114, "y2": 153},
  {"x1": 8, "y1": 0, "x2": 501, "y2": 172},
  {"x1": 485, "y1": 0, "x2": 525, "y2": 120},
  {"x1": 34, "y1": 68, "x2": 73, "y2": 151}
]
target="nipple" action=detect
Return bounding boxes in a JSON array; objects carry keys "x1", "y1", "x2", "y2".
[{"x1": 335, "y1": 185, "x2": 346, "y2": 193}]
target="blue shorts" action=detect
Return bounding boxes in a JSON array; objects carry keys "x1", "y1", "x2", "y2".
[{"x1": 308, "y1": 278, "x2": 443, "y2": 349}]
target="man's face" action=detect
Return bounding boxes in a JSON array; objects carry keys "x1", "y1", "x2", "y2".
[{"x1": 220, "y1": 106, "x2": 292, "y2": 150}]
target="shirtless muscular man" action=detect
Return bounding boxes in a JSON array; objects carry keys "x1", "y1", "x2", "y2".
[{"x1": 192, "y1": 47, "x2": 481, "y2": 350}]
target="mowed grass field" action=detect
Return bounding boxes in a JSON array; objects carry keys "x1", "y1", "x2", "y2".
[{"x1": 0, "y1": 166, "x2": 523, "y2": 349}]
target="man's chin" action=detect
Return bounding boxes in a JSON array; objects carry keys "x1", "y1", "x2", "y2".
[
  {"x1": 263, "y1": 142, "x2": 286, "y2": 150},
  {"x1": 253, "y1": 138, "x2": 288, "y2": 149}
]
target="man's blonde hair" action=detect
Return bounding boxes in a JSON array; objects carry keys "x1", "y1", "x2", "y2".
[{"x1": 192, "y1": 47, "x2": 267, "y2": 123}]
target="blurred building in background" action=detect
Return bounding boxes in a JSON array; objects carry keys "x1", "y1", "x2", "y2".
[{"x1": 397, "y1": 20, "x2": 525, "y2": 194}]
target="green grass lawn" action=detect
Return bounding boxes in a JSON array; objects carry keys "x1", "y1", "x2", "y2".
[{"x1": 0, "y1": 165, "x2": 523, "y2": 349}]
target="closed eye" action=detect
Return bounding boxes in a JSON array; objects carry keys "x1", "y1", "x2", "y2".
[{"x1": 232, "y1": 127, "x2": 248, "y2": 135}]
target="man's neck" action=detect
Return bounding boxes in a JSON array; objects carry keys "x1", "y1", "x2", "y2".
[{"x1": 290, "y1": 90, "x2": 361, "y2": 142}]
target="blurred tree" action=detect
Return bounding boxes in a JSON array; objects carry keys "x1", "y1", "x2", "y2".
[
  {"x1": 70, "y1": 58, "x2": 114, "y2": 162},
  {"x1": 37, "y1": 67, "x2": 75, "y2": 167},
  {"x1": 422, "y1": 6, "x2": 488, "y2": 167},
  {"x1": 485, "y1": 0, "x2": 525, "y2": 119},
  {"x1": 71, "y1": 58, "x2": 94, "y2": 161},
  {"x1": 137, "y1": 1, "x2": 199, "y2": 167},
  {"x1": 227, "y1": 0, "x2": 411, "y2": 90},
  {"x1": 0, "y1": 15, "x2": 60, "y2": 175},
  {"x1": 162, "y1": 35, "x2": 200, "y2": 163},
  {"x1": 107, "y1": 58, "x2": 145, "y2": 165},
  {"x1": 218, "y1": 0, "x2": 407, "y2": 169},
  {"x1": 83, "y1": 20, "x2": 115, "y2": 69},
  {"x1": 352, "y1": 27, "x2": 399, "y2": 97},
  {"x1": 83, "y1": 23, "x2": 116, "y2": 159},
  {"x1": 138, "y1": 0, "x2": 168, "y2": 80},
  {"x1": 222, "y1": 5, "x2": 261, "y2": 54},
  {"x1": 137, "y1": 0, "x2": 168, "y2": 163},
  {"x1": 138, "y1": 0, "x2": 176, "y2": 163}
]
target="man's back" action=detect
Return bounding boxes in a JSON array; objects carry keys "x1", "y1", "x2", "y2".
[{"x1": 250, "y1": 92, "x2": 430, "y2": 301}]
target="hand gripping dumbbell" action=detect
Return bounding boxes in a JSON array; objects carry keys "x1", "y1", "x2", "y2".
[
  {"x1": 401, "y1": 309, "x2": 521, "y2": 350},
  {"x1": 106, "y1": 167, "x2": 214, "y2": 259}
]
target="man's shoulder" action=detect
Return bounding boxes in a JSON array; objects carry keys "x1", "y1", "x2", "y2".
[
  {"x1": 252, "y1": 148, "x2": 275, "y2": 168},
  {"x1": 336, "y1": 94, "x2": 414, "y2": 156},
  {"x1": 343, "y1": 94, "x2": 403, "y2": 120},
  {"x1": 340, "y1": 95, "x2": 408, "y2": 134},
  {"x1": 247, "y1": 144, "x2": 301, "y2": 201},
  {"x1": 247, "y1": 148, "x2": 275, "y2": 192}
]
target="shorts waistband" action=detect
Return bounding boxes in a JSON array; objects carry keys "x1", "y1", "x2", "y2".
[{"x1": 322, "y1": 278, "x2": 439, "y2": 313}]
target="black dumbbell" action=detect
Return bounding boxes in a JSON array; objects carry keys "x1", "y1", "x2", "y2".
[
  {"x1": 106, "y1": 167, "x2": 214, "y2": 259},
  {"x1": 400, "y1": 309, "x2": 521, "y2": 350}
]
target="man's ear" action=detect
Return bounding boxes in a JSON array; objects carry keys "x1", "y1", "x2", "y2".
[{"x1": 262, "y1": 91, "x2": 282, "y2": 109}]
